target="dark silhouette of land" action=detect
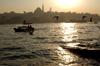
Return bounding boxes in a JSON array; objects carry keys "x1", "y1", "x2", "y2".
[{"x1": 0, "y1": 7, "x2": 100, "y2": 24}]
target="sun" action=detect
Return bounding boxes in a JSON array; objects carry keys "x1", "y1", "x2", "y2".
[
  {"x1": 55, "y1": 0, "x2": 79, "y2": 8},
  {"x1": 59, "y1": 0, "x2": 77, "y2": 6}
]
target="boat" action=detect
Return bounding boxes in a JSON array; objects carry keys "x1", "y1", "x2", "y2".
[
  {"x1": 23, "y1": 20, "x2": 33, "y2": 24},
  {"x1": 67, "y1": 16, "x2": 87, "y2": 23},
  {"x1": 23, "y1": 23, "x2": 33, "y2": 24},
  {"x1": 87, "y1": 21, "x2": 98, "y2": 24},
  {"x1": 94, "y1": 21, "x2": 98, "y2": 24},
  {"x1": 68, "y1": 19, "x2": 87, "y2": 22},
  {"x1": 60, "y1": 43, "x2": 100, "y2": 59},
  {"x1": 14, "y1": 25, "x2": 34, "y2": 34}
]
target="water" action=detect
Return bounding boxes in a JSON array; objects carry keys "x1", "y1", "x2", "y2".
[{"x1": 0, "y1": 22, "x2": 100, "y2": 66}]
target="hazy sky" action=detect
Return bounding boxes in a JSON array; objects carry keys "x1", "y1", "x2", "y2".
[{"x1": 0, "y1": 0, "x2": 100, "y2": 15}]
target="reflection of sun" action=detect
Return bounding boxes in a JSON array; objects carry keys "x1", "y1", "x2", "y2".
[
  {"x1": 61, "y1": 23, "x2": 78, "y2": 42},
  {"x1": 57, "y1": 46, "x2": 74, "y2": 62},
  {"x1": 62, "y1": 23, "x2": 77, "y2": 34},
  {"x1": 61, "y1": 23, "x2": 77, "y2": 34},
  {"x1": 61, "y1": 23, "x2": 75, "y2": 29},
  {"x1": 57, "y1": 46, "x2": 78, "y2": 66}
]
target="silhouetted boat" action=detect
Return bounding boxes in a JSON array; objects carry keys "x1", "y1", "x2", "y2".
[
  {"x1": 23, "y1": 23, "x2": 33, "y2": 24},
  {"x1": 68, "y1": 19, "x2": 87, "y2": 22},
  {"x1": 23, "y1": 20, "x2": 33, "y2": 24},
  {"x1": 68, "y1": 16, "x2": 87, "y2": 22},
  {"x1": 94, "y1": 21, "x2": 98, "y2": 24},
  {"x1": 88, "y1": 21, "x2": 98, "y2": 24},
  {"x1": 14, "y1": 26, "x2": 34, "y2": 34},
  {"x1": 60, "y1": 43, "x2": 100, "y2": 59}
]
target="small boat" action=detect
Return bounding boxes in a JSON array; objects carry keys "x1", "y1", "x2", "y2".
[
  {"x1": 14, "y1": 25, "x2": 34, "y2": 34},
  {"x1": 88, "y1": 21, "x2": 98, "y2": 24},
  {"x1": 60, "y1": 43, "x2": 100, "y2": 59},
  {"x1": 23, "y1": 20, "x2": 33, "y2": 24},
  {"x1": 14, "y1": 26, "x2": 28, "y2": 32},
  {"x1": 68, "y1": 19, "x2": 87, "y2": 22},
  {"x1": 94, "y1": 21, "x2": 98, "y2": 24}
]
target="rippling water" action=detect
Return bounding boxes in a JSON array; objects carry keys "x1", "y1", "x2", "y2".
[{"x1": 0, "y1": 22, "x2": 100, "y2": 66}]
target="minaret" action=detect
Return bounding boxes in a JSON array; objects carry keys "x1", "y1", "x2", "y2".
[
  {"x1": 42, "y1": 4, "x2": 44, "y2": 12},
  {"x1": 49, "y1": 7, "x2": 52, "y2": 12}
]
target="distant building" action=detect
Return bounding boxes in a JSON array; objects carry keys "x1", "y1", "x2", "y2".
[{"x1": 34, "y1": 7, "x2": 44, "y2": 17}]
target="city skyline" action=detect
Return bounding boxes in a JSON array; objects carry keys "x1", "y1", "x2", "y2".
[{"x1": 1, "y1": 0, "x2": 100, "y2": 15}]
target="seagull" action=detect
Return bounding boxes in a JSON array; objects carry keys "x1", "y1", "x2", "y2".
[
  {"x1": 90, "y1": 17, "x2": 93, "y2": 22},
  {"x1": 53, "y1": 16, "x2": 59, "y2": 21},
  {"x1": 82, "y1": 16, "x2": 87, "y2": 20}
]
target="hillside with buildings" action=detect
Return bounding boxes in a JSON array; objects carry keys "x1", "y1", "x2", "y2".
[{"x1": 0, "y1": 4, "x2": 100, "y2": 24}]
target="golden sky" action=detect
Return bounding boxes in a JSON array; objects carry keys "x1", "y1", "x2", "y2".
[{"x1": 0, "y1": 0, "x2": 100, "y2": 15}]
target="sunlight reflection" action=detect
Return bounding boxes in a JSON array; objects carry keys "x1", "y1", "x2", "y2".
[
  {"x1": 62, "y1": 36, "x2": 73, "y2": 42},
  {"x1": 67, "y1": 43, "x2": 80, "y2": 47},
  {"x1": 61, "y1": 23, "x2": 76, "y2": 29},
  {"x1": 61, "y1": 23, "x2": 77, "y2": 34},
  {"x1": 62, "y1": 35, "x2": 78, "y2": 42},
  {"x1": 61, "y1": 23, "x2": 78, "y2": 42},
  {"x1": 58, "y1": 47, "x2": 74, "y2": 63},
  {"x1": 57, "y1": 46, "x2": 76, "y2": 65}
]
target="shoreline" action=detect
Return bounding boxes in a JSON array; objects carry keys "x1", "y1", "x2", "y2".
[{"x1": 0, "y1": 21, "x2": 99, "y2": 25}]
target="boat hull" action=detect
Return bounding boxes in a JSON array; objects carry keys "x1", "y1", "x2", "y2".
[
  {"x1": 14, "y1": 28, "x2": 27, "y2": 32},
  {"x1": 60, "y1": 44, "x2": 100, "y2": 59},
  {"x1": 14, "y1": 28, "x2": 34, "y2": 34}
]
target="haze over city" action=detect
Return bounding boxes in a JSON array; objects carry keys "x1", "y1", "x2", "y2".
[
  {"x1": 1, "y1": 0, "x2": 100, "y2": 15},
  {"x1": 1, "y1": 0, "x2": 100, "y2": 66}
]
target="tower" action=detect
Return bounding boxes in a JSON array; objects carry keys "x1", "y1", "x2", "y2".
[
  {"x1": 49, "y1": 7, "x2": 52, "y2": 12},
  {"x1": 42, "y1": 4, "x2": 44, "y2": 12}
]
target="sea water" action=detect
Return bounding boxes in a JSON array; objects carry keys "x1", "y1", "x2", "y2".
[{"x1": 0, "y1": 22, "x2": 100, "y2": 66}]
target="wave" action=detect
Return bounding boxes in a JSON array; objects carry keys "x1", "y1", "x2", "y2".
[
  {"x1": 0, "y1": 47, "x2": 25, "y2": 52},
  {"x1": 0, "y1": 54, "x2": 37, "y2": 61}
]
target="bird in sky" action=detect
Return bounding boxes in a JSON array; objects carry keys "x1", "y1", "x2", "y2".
[
  {"x1": 82, "y1": 16, "x2": 87, "y2": 20},
  {"x1": 53, "y1": 16, "x2": 59, "y2": 21}
]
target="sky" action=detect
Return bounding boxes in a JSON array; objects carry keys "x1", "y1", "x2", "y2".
[{"x1": 0, "y1": 0, "x2": 100, "y2": 15}]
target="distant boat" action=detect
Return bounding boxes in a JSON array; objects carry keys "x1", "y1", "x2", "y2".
[
  {"x1": 88, "y1": 17, "x2": 98, "y2": 24},
  {"x1": 68, "y1": 16, "x2": 87, "y2": 22},
  {"x1": 68, "y1": 19, "x2": 87, "y2": 22},
  {"x1": 94, "y1": 21, "x2": 98, "y2": 24},
  {"x1": 23, "y1": 20, "x2": 33, "y2": 24}
]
